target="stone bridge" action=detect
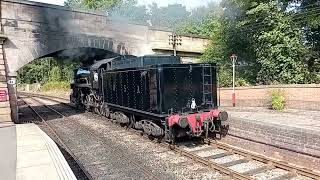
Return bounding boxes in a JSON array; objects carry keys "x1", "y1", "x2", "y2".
[{"x1": 0, "y1": 0, "x2": 209, "y2": 123}]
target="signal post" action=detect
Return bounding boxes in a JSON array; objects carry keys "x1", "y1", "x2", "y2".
[{"x1": 169, "y1": 32, "x2": 182, "y2": 56}]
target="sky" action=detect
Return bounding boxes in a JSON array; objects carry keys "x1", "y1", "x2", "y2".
[{"x1": 29, "y1": 0, "x2": 217, "y2": 10}]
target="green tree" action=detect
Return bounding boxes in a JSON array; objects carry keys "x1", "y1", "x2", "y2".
[
  {"x1": 64, "y1": 0, "x2": 123, "y2": 10},
  {"x1": 149, "y1": 3, "x2": 190, "y2": 30},
  {"x1": 110, "y1": 0, "x2": 149, "y2": 25},
  {"x1": 297, "y1": 0, "x2": 320, "y2": 83},
  {"x1": 18, "y1": 58, "x2": 51, "y2": 84},
  {"x1": 185, "y1": 0, "x2": 258, "y2": 86},
  {"x1": 192, "y1": 0, "x2": 316, "y2": 85},
  {"x1": 243, "y1": 1, "x2": 308, "y2": 84},
  {"x1": 180, "y1": 3, "x2": 223, "y2": 37},
  {"x1": 65, "y1": 0, "x2": 149, "y2": 25},
  {"x1": 18, "y1": 57, "x2": 80, "y2": 84}
]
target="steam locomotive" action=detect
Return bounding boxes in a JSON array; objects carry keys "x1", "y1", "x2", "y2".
[{"x1": 70, "y1": 55, "x2": 228, "y2": 142}]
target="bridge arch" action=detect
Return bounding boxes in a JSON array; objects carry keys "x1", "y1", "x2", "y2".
[
  {"x1": 6, "y1": 34, "x2": 133, "y2": 74},
  {"x1": 0, "y1": 0, "x2": 209, "y2": 123}
]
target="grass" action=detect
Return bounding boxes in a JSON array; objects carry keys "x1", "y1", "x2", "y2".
[
  {"x1": 39, "y1": 81, "x2": 71, "y2": 99},
  {"x1": 41, "y1": 81, "x2": 70, "y2": 91}
]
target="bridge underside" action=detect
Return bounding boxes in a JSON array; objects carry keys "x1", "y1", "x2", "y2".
[
  {"x1": 0, "y1": 0, "x2": 209, "y2": 123},
  {"x1": 43, "y1": 48, "x2": 121, "y2": 66}
]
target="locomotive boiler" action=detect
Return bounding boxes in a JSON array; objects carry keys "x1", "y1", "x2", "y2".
[{"x1": 70, "y1": 55, "x2": 228, "y2": 142}]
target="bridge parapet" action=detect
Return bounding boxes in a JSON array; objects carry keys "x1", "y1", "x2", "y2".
[{"x1": 148, "y1": 29, "x2": 209, "y2": 54}]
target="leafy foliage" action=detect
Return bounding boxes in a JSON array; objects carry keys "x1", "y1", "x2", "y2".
[
  {"x1": 111, "y1": 0, "x2": 149, "y2": 25},
  {"x1": 148, "y1": 3, "x2": 190, "y2": 30},
  {"x1": 18, "y1": 59, "x2": 50, "y2": 84},
  {"x1": 64, "y1": 0, "x2": 123, "y2": 10},
  {"x1": 244, "y1": 2, "x2": 308, "y2": 84},
  {"x1": 22, "y1": 0, "x2": 320, "y2": 88},
  {"x1": 17, "y1": 57, "x2": 80, "y2": 85},
  {"x1": 271, "y1": 89, "x2": 286, "y2": 110},
  {"x1": 185, "y1": 0, "x2": 320, "y2": 86},
  {"x1": 64, "y1": 0, "x2": 212, "y2": 29},
  {"x1": 50, "y1": 66, "x2": 62, "y2": 82}
]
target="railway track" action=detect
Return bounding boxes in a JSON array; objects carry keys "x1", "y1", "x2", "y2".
[
  {"x1": 19, "y1": 96, "x2": 93, "y2": 180},
  {"x1": 20, "y1": 93, "x2": 320, "y2": 180},
  {"x1": 19, "y1": 95, "x2": 163, "y2": 180}
]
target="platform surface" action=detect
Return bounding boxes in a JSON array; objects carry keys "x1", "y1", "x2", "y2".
[
  {"x1": 0, "y1": 125, "x2": 16, "y2": 180},
  {"x1": 223, "y1": 107, "x2": 320, "y2": 132},
  {"x1": 0, "y1": 123, "x2": 76, "y2": 180}
]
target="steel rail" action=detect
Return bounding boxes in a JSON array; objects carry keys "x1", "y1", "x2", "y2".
[
  {"x1": 111, "y1": 123, "x2": 253, "y2": 180},
  {"x1": 22, "y1": 93, "x2": 320, "y2": 180},
  {"x1": 20, "y1": 97, "x2": 94, "y2": 180},
  {"x1": 71, "y1": 123, "x2": 164, "y2": 180},
  {"x1": 19, "y1": 92, "x2": 69, "y2": 102},
  {"x1": 23, "y1": 95, "x2": 163, "y2": 180},
  {"x1": 210, "y1": 140, "x2": 320, "y2": 180},
  {"x1": 167, "y1": 144, "x2": 253, "y2": 180},
  {"x1": 22, "y1": 93, "x2": 252, "y2": 180}
]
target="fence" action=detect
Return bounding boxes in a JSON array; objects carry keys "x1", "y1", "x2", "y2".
[{"x1": 17, "y1": 84, "x2": 41, "y2": 92}]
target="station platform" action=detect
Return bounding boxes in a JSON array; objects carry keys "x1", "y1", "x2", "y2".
[
  {"x1": 223, "y1": 107, "x2": 320, "y2": 132},
  {"x1": 0, "y1": 123, "x2": 76, "y2": 180},
  {"x1": 221, "y1": 106, "x2": 320, "y2": 170}
]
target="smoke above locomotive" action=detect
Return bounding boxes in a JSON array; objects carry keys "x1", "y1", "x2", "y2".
[{"x1": 70, "y1": 55, "x2": 228, "y2": 143}]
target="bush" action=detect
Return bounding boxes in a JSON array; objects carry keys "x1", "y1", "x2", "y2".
[
  {"x1": 219, "y1": 68, "x2": 232, "y2": 87},
  {"x1": 271, "y1": 89, "x2": 286, "y2": 111},
  {"x1": 41, "y1": 81, "x2": 70, "y2": 92},
  {"x1": 50, "y1": 66, "x2": 62, "y2": 82},
  {"x1": 236, "y1": 78, "x2": 251, "y2": 87}
]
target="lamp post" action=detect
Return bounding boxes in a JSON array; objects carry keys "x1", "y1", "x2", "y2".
[{"x1": 230, "y1": 54, "x2": 237, "y2": 107}]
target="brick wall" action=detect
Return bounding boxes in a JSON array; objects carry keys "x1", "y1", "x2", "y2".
[
  {"x1": 228, "y1": 117, "x2": 320, "y2": 158},
  {"x1": 0, "y1": 36, "x2": 11, "y2": 123},
  {"x1": 219, "y1": 84, "x2": 320, "y2": 110}
]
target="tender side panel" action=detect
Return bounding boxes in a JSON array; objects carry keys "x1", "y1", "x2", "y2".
[
  {"x1": 149, "y1": 69, "x2": 159, "y2": 113},
  {"x1": 128, "y1": 71, "x2": 136, "y2": 109},
  {"x1": 101, "y1": 64, "x2": 218, "y2": 117},
  {"x1": 135, "y1": 71, "x2": 142, "y2": 110},
  {"x1": 103, "y1": 69, "x2": 153, "y2": 113}
]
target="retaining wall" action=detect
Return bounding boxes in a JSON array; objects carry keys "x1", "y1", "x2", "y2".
[{"x1": 219, "y1": 84, "x2": 320, "y2": 110}]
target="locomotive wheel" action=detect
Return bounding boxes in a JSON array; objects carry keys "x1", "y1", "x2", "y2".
[
  {"x1": 98, "y1": 103, "x2": 104, "y2": 115},
  {"x1": 169, "y1": 127, "x2": 176, "y2": 144},
  {"x1": 148, "y1": 135, "x2": 155, "y2": 141},
  {"x1": 104, "y1": 106, "x2": 110, "y2": 118},
  {"x1": 84, "y1": 96, "x2": 91, "y2": 112},
  {"x1": 94, "y1": 105, "x2": 100, "y2": 115},
  {"x1": 110, "y1": 112, "x2": 130, "y2": 124},
  {"x1": 213, "y1": 122, "x2": 222, "y2": 140},
  {"x1": 140, "y1": 120, "x2": 164, "y2": 137},
  {"x1": 220, "y1": 124, "x2": 229, "y2": 137},
  {"x1": 75, "y1": 101, "x2": 81, "y2": 110},
  {"x1": 99, "y1": 105, "x2": 105, "y2": 116}
]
